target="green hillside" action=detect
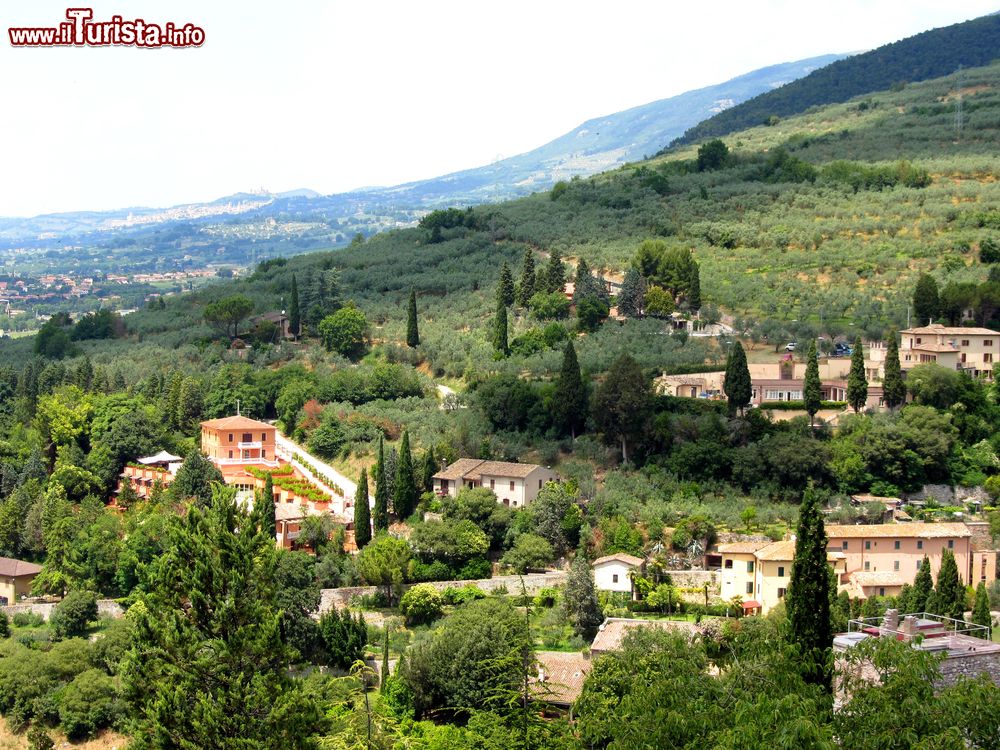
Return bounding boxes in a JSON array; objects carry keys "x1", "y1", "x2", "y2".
[{"x1": 670, "y1": 11, "x2": 1000, "y2": 147}]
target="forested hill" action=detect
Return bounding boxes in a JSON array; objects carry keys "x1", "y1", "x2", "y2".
[{"x1": 669, "y1": 12, "x2": 1000, "y2": 148}]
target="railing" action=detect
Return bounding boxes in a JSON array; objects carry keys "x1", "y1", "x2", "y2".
[
  {"x1": 210, "y1": 457, "x2": 280, "y2": 467},
  {"x1": 238, "y1": 441, "x2": 263, "y2": 449},
  {"x1": 847, "y1": 611, "x2": 990, "y2": 640}
]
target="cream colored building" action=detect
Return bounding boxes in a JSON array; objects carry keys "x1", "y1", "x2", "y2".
[
  {"x1": 0, "y1": 557, "x2": 42, "y2": 605},
  {"x1": 432, "y1": 459, "x2": 560, "y2": 508},
  {"x1": 592, "y1": 553, "x2": 644, "y2": 595},
  {"x1": 868, "y1": 324, "x2": 1000, "y2": 380}
]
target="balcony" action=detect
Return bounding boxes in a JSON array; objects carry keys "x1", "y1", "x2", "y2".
[{"x1": 238, "y1": 441, "x2": 262, "y2": 449}]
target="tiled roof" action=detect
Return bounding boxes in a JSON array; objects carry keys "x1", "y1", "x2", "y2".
[
  {"x1": 433, "y1": 459, "x2": 552, "y2": 481},
  {"x1": 849, "y1": 571, "x2": 907, "y2": 587},
  {"x1": 901, "y1": 324, "x2": 999, "y2": 336},
  {"x1": 432, "y1": 458, "x2": 484, "y2": 481},
  {"x1": 0, "y1": 557, "x2": 42, "y2": 577},
  {"x1": 532, "y1": 651, "x2": 592, "y2": 705},
  {"x1": 755, "y1": 540, "x2": 796, "y2": 561},
  {"x1": 592, "y1": 553, "x2": 644, "y2": 568},
  {"x1": 590, "y1": 617, "x2": 696, "y2": 653},
  {"x1": 717, "y1": 541, "x2": 771, "y2": 554},
  {"x1": 826, "y1": 523, "x2": 970, "y2": 539},
  {"x1": 201, "y1": 415, "x2": 274, "y2": 431}
]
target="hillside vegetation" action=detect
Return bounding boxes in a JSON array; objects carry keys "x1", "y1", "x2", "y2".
[{"x1": 671, "y1": 12, "x2": 1000, "y2": 146}]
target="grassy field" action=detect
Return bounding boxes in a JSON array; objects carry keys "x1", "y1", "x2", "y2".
[{"x1": 0, "y1": 717, "x2": 127, "y2": 750}]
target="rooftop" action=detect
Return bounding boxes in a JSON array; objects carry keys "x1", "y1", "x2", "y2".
[
  {"x1": 901, "y1": 323, "x2": 1000, "y2": 336},
  {"x1": 433, "y1": 458, "x2": 550, "y2": 481},
  {"x1": 590, "y1": 617, "x2": 697, "y2": 653},
  {"x1": 0, "y1": 557, "x2": 43, "y2": 577},
  {"x1": 592, "y1": 553, "x2": 644, "y2": 568},
  {"x1": 717, "y1": 541, "x2": 771, "y2": 554},
  {"x1": 201, "y1": 415, "x2": 274, "y2": 431},
  {"x1": 755, "y1": 540, "x2": 796, "y2": 561},
  {"x1": 532, "y1": 651, "x2": 592, "y2": 705},
  {"x1": 826, "y1": 522, "x2": 971, "y2": 539}
]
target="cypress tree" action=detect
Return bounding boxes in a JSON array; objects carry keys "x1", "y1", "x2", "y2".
[
  {"x1": 912, "y1": 273, "x2": 940, "y2": 325},
  {"x1": 562, "y1": 548, "x2": 603, "y2": 639},
  {"x1": 380, "y1": 625, "x2": 391, "y2": 692},
  {"x1": 516, "y1": 247, "x2": 536, "y2": 307},
  {"x1": 373, "y1": 438, "x2": 389, "y2": 532},
  {"x1": 723, "y1": 340, "x2": 752, "y2": 416},
  {"x1": 170, "y1": 448, "x2": 224, "y2": 506},
  {"x1": 931, "y1": 548, "x2": 965, "y2": 621},
  {"x1": 787, "y1": 486, "x2": 833, "y2": 691},
  {"x1": 497, "y1": 262, "x2": 515, "y2": 308},
  {"x1": 289, "y1": 274, "x2": 300, "y2": 338},
  {"x1": 492, "y1": 298, "x2": 509, "y2": 357},
  {"x1": 393, "y1": 431, "x2": 418, "y2": 520},
  {"x1": 912, "y1": 556, "x2": 933, "y2": 613},
  {"x1": 256, "y1": 473, "x2": 276, "y2": 542},
  {"x1": 882, "y1": 331, "x2": 905, "y2": 410},
  {"x1": 553, "y1": 340, "x2": 587, "y2": 439},
  {"x1": 617, "y1": 267, "x2": 646, "y2": 318},
  {"x1": 846, "y1": 337, "x2": 868, "y2": 413},
  {"x1": 405, "y1": 288, "x2": 419, "y2": 348},
  {"x1": 545, "y1": 251, "x2": 566, "y2": 295},
  {"x1": 420, "y1": 447, "x2": 436, "y2": 494},
  {"x1": 353, "y1": 469, "x2": 371, "y2": 549},
  {"x1": 803, "y1": 339, "x2": 822, "y2": 426},
  {"x1": 972, "y1": 581, "x2": 992, "y2": 638}
]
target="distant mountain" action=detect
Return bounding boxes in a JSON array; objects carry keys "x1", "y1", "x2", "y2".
[
  {"x1": 359, "y1": 54, "x2": 846, "y2": 207},
  {"x1": 670, "y1": 12, "x2": 1000, "y2": 148}
]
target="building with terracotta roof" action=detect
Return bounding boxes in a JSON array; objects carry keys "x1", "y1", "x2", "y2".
[
  {"x1": 592, "y1": 553, "x2": 645, "y2": 595},
  {"x1": 200, "y1": 415, "x2": 279, "y2": 469},
  {"x1": 868, "y1": 323, "x2": 1000, "y2": 381},
  {"x1": 432, "y1": 459, "x2": 559, "y2": 508},
  {"x1": 0, "y1": 557, "x2": 42, "y2": 605},
  {"x1": 590, "y1": 617, "x2": 697, "y2": 654},
  {"x1": 532, "y1": 651, "x2": 592, "y2": 708}
]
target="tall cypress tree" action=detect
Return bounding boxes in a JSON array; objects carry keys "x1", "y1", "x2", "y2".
[
  {"x1": 912, "y1": 556, "x2": 933, "y2": 613},
  {"x1": 393, "y1": 431, "x2": 418, "y2": 520},
  {"x1": 617, "y1": 267, "x2": 646, "y2": 318},
  {"x1": 930, "y1": 548, "x2": 965, "y2": 621},
  {"x1": 516, "y1": 247, "x2": 536, "y2": 307},
  {"x1": 256, "y1": 473, "x2": 276, "y2": 542},
  {"x1": 787, "y1": 486, "x2": 833, "y2": 691},
  {"x1": 373, "y1": 438, "x2": 389, "y2": 532},
  {"x1": 406, "y1": 288, "x2": 420, "y2": 348},
  {"x1": 553, "y1": 340, "x2": 587, "y2": 439},
  {"x1": 563, "y1": 547, "x2": 603, "y2": 639},
  {"x1": 972, "y1": 581, "x2": 992, "y2": 638},
  {"x1": 685, "y1": 255, "x2": 701, "y2": 311},
  {"x1": 497, "y1": 262, "x2": 515, "y2": 308},
  {"x1": 492, "y1": 298, "x2": 509, "y2": 357},
  {"x1": 846, "y1": 337, "x2": 868, "y2": 413},
  {"x1": 545, "y1": 251, "x2": 566, "y2": 294},
  {"x1": 353, "y1": 469, "x2": 371, "y2": 549},
  {"x1": 723, "y1": 340, "x2": 752, "y2": 416},
  {"x1": 882, "y1": 332, "x2": 905, "y2": 410},
  {"x1": 803, "y1": 339, "x2": 822, "y2": 426},
  {"x1": 912, "y1": 273, "x2": 940, "y2": 325},
  {"x1": 420, "y1": 447, "x2": 436, "y2": 494},
  {"x1": 288, "y1": 274, "x2": 300, "y2": 338}
]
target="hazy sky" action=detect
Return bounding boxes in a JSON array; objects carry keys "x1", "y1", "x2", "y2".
[{"x1": 2, "y1": 0, "x2": 997, "y2": 216}]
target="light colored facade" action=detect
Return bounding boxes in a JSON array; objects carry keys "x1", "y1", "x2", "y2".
[
  {"x1": 898, "y1": 324, "x2": 999, "y2": 380},
  {"x1": 718, "y1": 542, "x2": 767, "y2": 608},
  {"x1": 432, "y1": 459, "x2": 560, "y2": 508},
  {"x1": 0, "y1": 557, "x2": 42, "y2": 605},
  {"x1": 592, "y1": 553, "x2": 644, "y2": 594},
  {"x1": 201, "y1": 415, "x2": 278, "y2": 467}
]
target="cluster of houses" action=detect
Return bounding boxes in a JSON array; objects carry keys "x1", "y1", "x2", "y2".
[{"x1": 656, "y1": 323, "x2": 1000, "y2": 413}]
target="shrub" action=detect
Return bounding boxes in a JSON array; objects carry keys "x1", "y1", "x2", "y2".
[
  {"x1": 533, "y1": 588, "x2": 559, "y2": 608},
  {"x1": 440, "y1": 585, "x2": 487, "y2": 606},
  {"x1": 12, "y1": 612, "x2": 45, "y2": 628},
  {"x1": 0, "y1": 613, "x2": 8, "y2": 639},
  {"x1": 50, "y1": 592, "x2": 98, "y2": 639},
  {"x1": 56, "y1": 668, "x2": 119, "y2": 740},
  {"x1": 27, "y1": 724, "x2": 54, "y2": 750},
  {"x1": 399, "y1": 584, "x2": 445, "y2": 626},
  {"x1": 456, "y1": 557, "x2": 492, "y2": 581}
]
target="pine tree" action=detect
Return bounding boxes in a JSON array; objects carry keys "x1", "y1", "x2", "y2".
[
  {"x1": 592, "y1": 353, "x2": 652, "y2": 463},
  {"x1": 289, "y1": 274, "x2": 301, "y2": 338},
  {"x1": 116, "y1": 478, "x2": 140, "y2": 511},
  {"x1": 617, "y1": 267, "x2": 646, "y2": 318},
  {"x1": 723, "y1": 340, "x2": 752, "y2": 416},
  {"x1": 497, "y1": 262, "x2": 515, "y2": 308},
  {"x1": 686, "y1": 257, "x2": 701, "y2": 311},
  {"x1": 169, "y1": 448, "x2": 224, "y2": 506},
  {"x1": 553, "y1": 340, "x2": 587, "y2": 439},
  {"x1": 787, "y1": 486, "x2": 833, "y2": 691},
  {"x1": 972, "y1": 581, "x2": 992, "y2": 638},
  {"x1": 516, "y1": 247, "x2": 536, "y2": 307},
  {"x1": 545, "y1": 251, "x2": 566, "y2": 295},
  {"x1": 912, "y1": 556, "x2": 933, "y2": 613},
  {"x1": 492, "y1": 298, "x2": 509, "y2": 357},
  {"x1": 122, "y1": 486, "x2": 321, "y2": 748},
  {"x1": 406, "y1": 288, "x2": 420, "y2": 348},
  {"x1": 353, "y1": 469, "x2": 371, "y2": 550},
  {"x1": 912, "y1": 273, "x2": 940, "y2": 325},
  {"x1": 562, "y1": 549, "x2": 603, "y2": 639},
  {"x1": 177, "y1": 377, "x2": 203, "y2": 433},
  {"x1": 846, "y1": 337, "x2": 868, "y2": 413},
  {"x1": 931, "y1": 548, "x2": 965, "y2": 621},
  {"x1": 882, "y1": 331, "x2": 905, "y2": 410},
  {"x1": 164, "y1": 372, "x2": 183, "y2": 430},
  {"x1": 803, "y1": 339, "x2": 822, "y2": 426},
  {"x1": 420, "y1": 447, "x2": 436, "y2": 494},
  {"x1": 393, "y1": 431, "x2": 418, "y2": 520},
  {"x1": 256, "y1": 473, "x2": 276, "y2": 542},
  {"x1": 373, "y1": 438, "x2": 389, "y2": 532}
]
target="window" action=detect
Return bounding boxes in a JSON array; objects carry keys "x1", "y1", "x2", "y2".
[
  {"x1": 612, "y1": 574, "x2": 619, "y2": 583},
  {"x1": 490, "y1": 479, "x2": 495, "y2": 489},
  {"x1": 894, "y1": 540, "x2": 900, "y2": 550},
  {"x1": 228, "y1": 433, "x2": 234, "y2": 442},
  {"x1": 777, "y1": 587, "x2": 786, "y2": 599},
  {"x1": 842, "y1": 541, "x2": 848, "y2": 550},
  {"x1": 962, "y1": 339, "x2": 970, "y2": 347},
  {"x1": 893, "y1": 560, "x2": 900, "y2": 571},
  {"x1": 242, "y1": 433, "x2": 252, "y2": 443},
  {"x1": 986, "y1": 340, "x2": 994, "y2": 347},
  {"x1": 777, "y1": 566, "x2": 785, "y2": 578},
  {"x1": 865, "y1": 540, "x2": 871, "y2": 550},
  {"x1": 262, "y1": 449, "x2": 266, "y2": 458},
  {"x1": 510, "y1": 480, "x2": 515, "y2": 491},
  {"x1": 916, "y1": 337, "x2": 922, "y2": 344},
  {"x1": 747, "y1": 561, "x2": 755, "y2": 573},
  {"x1": 746, "y1": 582, "x2": 753, "y2": 594},
  {"x1": 961, "y1": 353, "x2": 968, "y2": 363},
  {"x1": 948, "y1": 539, "x2": 954, "y2": 549},
  {"x1": 724, "y1": 559, "x2": 733, "y2": 569},
  {"x1": 864, "y1": 561, "x2": 870, "y2": 571},
  {"x1": 228, "y1": 450, "x2": 233, "y2": 459},
  {"x1": 879, "y1": 587, "x2": 886, "y2": 597},
  {"x1": 917, "y1": 540, "x2": 923, "y2": 550},
  {"x1": 261, "y1": 432, "x2": 266, "y2": 441},
  {"x1": 985, "y1": 353, "x2": 994, "y2": 364}
]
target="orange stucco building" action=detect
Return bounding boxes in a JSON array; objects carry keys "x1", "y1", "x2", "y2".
[{"x1": 200, "y1": 415, "x2": 278, "y2": 467}]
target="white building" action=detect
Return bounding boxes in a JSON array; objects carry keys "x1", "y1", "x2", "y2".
[
  {"x1": 592, "y1": 553, "x2": 644, "y2": 595},
  {"x1": 432, "y1": 459, "x2": 560, "y2": 508}
]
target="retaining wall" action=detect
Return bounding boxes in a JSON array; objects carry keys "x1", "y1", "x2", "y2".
[{"x1": 2, "y1": 599, "x2": 124, "y2": 622}]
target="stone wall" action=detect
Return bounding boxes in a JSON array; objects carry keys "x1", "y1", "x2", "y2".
[
  {"x1": 319, "y1": 571, "x2": 568, "y2": 614},
  {"x1": 938, "y1": 650, "x2": 1000, "y2": 686},
  {"x1": 2, "y1": 599, "x2": 123, "y2": 622},
  {"x1": 669, "y1": 570, "x2": 722, "y2": 604}
]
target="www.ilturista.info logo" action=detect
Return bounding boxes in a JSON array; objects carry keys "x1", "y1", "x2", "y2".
[{"x1": 9, "y1": 8, "x2": 204, "y2": 48}]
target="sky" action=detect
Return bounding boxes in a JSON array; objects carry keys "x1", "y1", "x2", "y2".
[{"x1": 2, "y1": 0, "x2": 998, "y2": 217}]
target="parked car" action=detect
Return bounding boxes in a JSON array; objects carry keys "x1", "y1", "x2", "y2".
[{"x1": 785, "y1": 342, "x2": 797, "y2": 351}]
